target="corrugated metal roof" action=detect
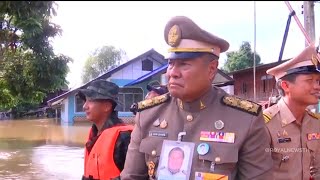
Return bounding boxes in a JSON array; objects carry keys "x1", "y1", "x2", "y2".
[{"x1": 124, "y1": 64, "x2": 168, "y2": 86}]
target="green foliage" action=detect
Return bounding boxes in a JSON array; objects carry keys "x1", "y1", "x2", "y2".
[
  {"x1": 223, "y1": 41, "x2": 262, "y2": 73},
  {"x1": 82, "y1": 45, "x2": 127, "y2": 83},
  {"x1": 0, "y1": 1, "x2": 72, "y2": 114}
]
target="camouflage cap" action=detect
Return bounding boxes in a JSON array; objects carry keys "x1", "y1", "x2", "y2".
[{"x1": 77, "y1": 79, "x2": 121, "y2": 106}]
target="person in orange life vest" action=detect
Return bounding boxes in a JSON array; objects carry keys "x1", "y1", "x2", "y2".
[{"x1": 78, "y1": 79, "x2": 133, "y2": 180}]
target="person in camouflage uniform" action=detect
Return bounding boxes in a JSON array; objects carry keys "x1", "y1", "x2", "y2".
[{"x1": 78, "y1": 79, "x2": 133, "y2": 180}]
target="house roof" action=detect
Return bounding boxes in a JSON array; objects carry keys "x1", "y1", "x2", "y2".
[
  {"x1": 124, "y1": 64, "x2": 234, "y2": 87},
  {"x1": 227, "y1": 59, "x2": 290, "y2": 75},
  {"x1": 124, "y1": 64, "x2": 168, "y2": 86},
  {"x1": 47, "y1": 49, "x2": 165, "y2": 105}
]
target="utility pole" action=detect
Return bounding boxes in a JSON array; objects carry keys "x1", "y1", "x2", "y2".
[
  {"x1": 303, "y1": 1, "x2": 315, "y2": 46},
  {"x1": 253, "y1": 1, "x2": 257, "y2": 102},
  {"x1": 303, "y1": 1, "x2": 318, "y2": 112}
]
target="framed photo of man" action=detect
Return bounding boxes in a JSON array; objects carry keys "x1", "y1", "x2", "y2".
[{"x1": 157, "y1": 140, "x2": 195, "y2": 180}]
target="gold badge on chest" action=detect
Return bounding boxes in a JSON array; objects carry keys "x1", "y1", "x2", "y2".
[{"x1": 160, "y1": 119, "x2": 168, "y2": 129}]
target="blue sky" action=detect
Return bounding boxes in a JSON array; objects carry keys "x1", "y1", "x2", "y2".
[{"x1": 51, "y1": 1, "x2": 320, "y2": 89}]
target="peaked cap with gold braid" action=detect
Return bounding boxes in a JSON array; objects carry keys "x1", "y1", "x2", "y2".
[{"x1": 164, "y1": 16, "x2": 229, "y2": 60}]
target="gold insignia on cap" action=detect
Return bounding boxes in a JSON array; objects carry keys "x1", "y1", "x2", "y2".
[
  {"x1": 200, "y1": 100, "x2": 206, "y2": 110},
  {"x1": 311, "y1": 54, "x2": 319, "y2": 67},
  {"x1": 168, "y1": 25, "x2": 181, "y2": 47},
  {"x1": 147, "y1": 161, "x2": 156, "y2": 178},
  {"x1": 187, "y1": 114, "x2": 193, "y2": 122},
  {"x1": 160, "y1": 119, "x2": 168, "y2": 129}
]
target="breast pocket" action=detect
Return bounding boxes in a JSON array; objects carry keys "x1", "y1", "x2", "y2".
[
  {"x1": 197, "y1": 145, "x2": 238, "y2": 176},
  {"x1": 271, "y1": 148, "x2": 294, "y2": 171},
  {"x1": 307, "y1": 140, "x2": 320, "y2": 178},
  {"x1": 139, "y1": 137, "x2": 164, "y2": 178}
]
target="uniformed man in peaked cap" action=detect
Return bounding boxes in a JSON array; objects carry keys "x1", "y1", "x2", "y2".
[
  {"x1": 263, "y1": 44, "x2": 320, "y2": 180},
  {"x1": 121, "y1": 16, "x2": 273, "y2": 180}
]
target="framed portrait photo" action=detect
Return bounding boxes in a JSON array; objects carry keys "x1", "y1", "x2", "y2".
[{"x1": 157, "y1": 140, "x2": 195, "y2": 180}]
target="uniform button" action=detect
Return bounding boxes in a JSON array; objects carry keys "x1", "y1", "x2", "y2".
[
  {"x1": 152, "y1": 150, "x2": 157, "y2": 156},
  {"x1": 215, "y1": 157, "x2": 221, "y2": 162},
  {"x1": 187, "y1": 115, "x2": 193, "y2": 122}
]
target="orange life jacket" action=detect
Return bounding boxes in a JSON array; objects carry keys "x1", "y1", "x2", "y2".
[{"x1": 83, "y1": 124, "x2": 133, "y2": 180}]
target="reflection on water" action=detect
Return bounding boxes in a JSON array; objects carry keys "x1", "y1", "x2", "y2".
[{"x1": 0, "y1": 119, "x2": 91, "y2": 180}]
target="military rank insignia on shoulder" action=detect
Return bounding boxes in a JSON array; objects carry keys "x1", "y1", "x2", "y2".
[
  {"x1": 263, "y1": 104, "x2": 279, "y2": 124},
  {"x1": 306, "y1": 109, "x2": 320, "y2": 120},
  {"x1": 221, "y1": 95, "x2": 262, "y2": 116},
  {"x1": 263, "y1": 113, "x2": 272, "y2": 124},
  {"x1": 136, "y1": 93, "x2": 170, "y2": 112}
]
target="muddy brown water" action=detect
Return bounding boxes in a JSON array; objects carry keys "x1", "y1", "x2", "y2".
[{"x1": 0, "y1": 118, "x2": 91, "y2": 180}]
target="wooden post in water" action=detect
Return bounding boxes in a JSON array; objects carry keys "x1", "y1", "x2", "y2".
[{"x1": 55, "y1": 108, "x2": 58, "y2": 123}]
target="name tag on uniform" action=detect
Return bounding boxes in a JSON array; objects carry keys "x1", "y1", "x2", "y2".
[
  {"x1": 200, "y1": 131, "x2": 235, "y2": 143},
  {"x1": 195, "y1": 171, "x2": 228, "y2": 180},
  {"x1": 149, "y1": 131, "x2": 168, "y2": 138},
  {"x1": 278, "y1": 138, "x2": 291, "y2": 143},
  {"x1": 307, "y1": 133, "x2": 320, "y2": 140}
]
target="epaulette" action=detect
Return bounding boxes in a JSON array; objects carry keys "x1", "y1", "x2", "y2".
[
  {"x1": 136, "y1": 93, "x2": 170, "y2": 112},
  {"x1": 221, "y1": 95, "x2": 261, "y2": 116},
  {"x1": 306, "y1": 109, "x2": 320, "y2": 120},
  {"x1": 263, "y1": 104, "x2": 279, "y2": 124},
  {"x1": 263, "y1": 113, "x2": 272, "y2": 124}
]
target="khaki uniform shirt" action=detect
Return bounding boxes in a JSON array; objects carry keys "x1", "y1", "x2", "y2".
[
  {"x1": 121, "y1": 86, "x2": 273, "y2": 180},
  {"x1": 264, "y1": 98, "x2": 320, "y2": 180}
]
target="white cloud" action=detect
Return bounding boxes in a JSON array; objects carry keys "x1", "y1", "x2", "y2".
[{"x1": 51, "y1": 1, "x2": 320, "y2": 89}]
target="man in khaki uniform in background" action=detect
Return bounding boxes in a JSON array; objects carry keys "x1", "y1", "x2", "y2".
[
  {"x1": 121, "y1": 16, "x2": 273, "y2": 180},
  {"x1": 263, "y1": 44, "x2": 320, "y2": 180}
]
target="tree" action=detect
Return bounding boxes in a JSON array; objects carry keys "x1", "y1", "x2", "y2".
[
  {"x1": 222, "y1": 41, "x2": 262, "y2": 73},
  {"x1": 82, "y1": 45, "x2": 127, "y2": 83},
  {"x1": 0, "y1": 1, "x2": 72, "y2": 114}
]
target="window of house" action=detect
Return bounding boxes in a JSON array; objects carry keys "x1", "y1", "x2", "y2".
[
  {"x1": 242, "y1": 83, "x2": 247, "y2": 94},
  {"x1": 263, "y1": 79, "x2": 267, "y2": 93},
  {"x1": 75, "y1": 95, "x2": 85, "y2": 112},
  {"x1": 261, "y1": 75, "x2": 273, "y2": 93},
  {"x1": 118, "y1": 87, "x2": 143, "y2": 112},
  {"x1": 142, "y1": 59, "x2": 153, "y2": 71}
]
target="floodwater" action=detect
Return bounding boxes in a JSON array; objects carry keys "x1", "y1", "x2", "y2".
[{"x1": 0, "y1": 119, "x2": 91, "y2": 180}]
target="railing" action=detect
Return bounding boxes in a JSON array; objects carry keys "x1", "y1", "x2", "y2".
[{"x1": 236, "y1": 93, "x2": 275, "y2": 103}]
